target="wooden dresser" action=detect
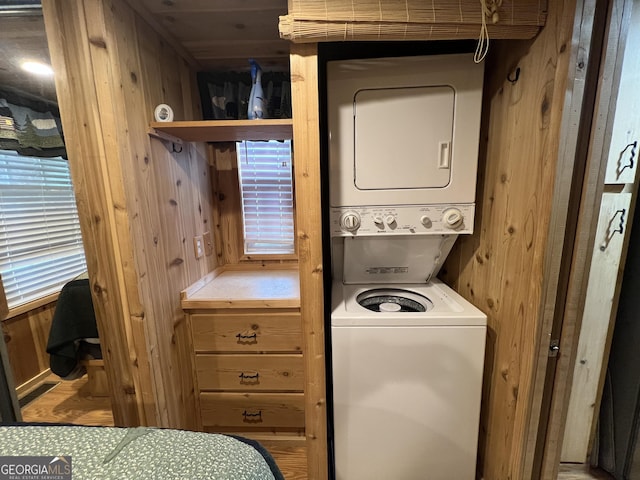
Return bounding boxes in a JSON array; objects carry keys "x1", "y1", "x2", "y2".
[{"x1": 181, "y1": 268, "x2": 305, "y2": 440}]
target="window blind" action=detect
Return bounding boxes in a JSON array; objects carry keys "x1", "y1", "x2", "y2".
[
  {"x1": 236, "y1": 140, "x2": 295, "y2": 255},
  {"x1": 279, "y1": 0, "x2": 546, "y2": 43},
  {"x1": 0, "y1": 150, "x2": 87, "y2": 309}
]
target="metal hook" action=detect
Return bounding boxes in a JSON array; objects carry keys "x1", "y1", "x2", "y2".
[
  {"x1": 507, "y1": 67, "x2": 521, "y2": 84},
  {"x1": 172, "y1": 143, "x2": 183, "y2": 153},
  {"x1": 600, "y1": 208, "x2": 626, "y2": 251},
  {"x1": 617, "y1": 141, "x2": 637, "y2": 177}
]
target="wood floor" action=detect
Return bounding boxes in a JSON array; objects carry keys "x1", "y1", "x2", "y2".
[
  {"x1": 17, "y1": 375, "x2": 307, "y2": 479},
  {"x1": 20, "y1": 378, "x2": 615, "y2": 480},
  {"x1": 20, "y1": 374, "x2": 113, "y2": 426},
  {"x1": 558, "y1": 464, "x2": 614, "y2": 479}
]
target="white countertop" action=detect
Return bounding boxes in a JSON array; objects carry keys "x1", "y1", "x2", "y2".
[{"x1": 181, "y1": 268, "x2": 300, "y2": 309}]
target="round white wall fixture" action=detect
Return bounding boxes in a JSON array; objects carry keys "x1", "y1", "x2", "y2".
[{"x1": 154, "y1": 104, "x2": 174, "y2": 122}]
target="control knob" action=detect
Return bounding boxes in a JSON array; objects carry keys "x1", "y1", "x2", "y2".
[
  {"x1": 340, "y1": 212, "x2": 361, "y2": 232},
  {"x1": 385, "y1": 215, "x2": 397, "y2": 228},
  {"x1": 442, "y1": 208, "x2": 464, "y2": 230}
]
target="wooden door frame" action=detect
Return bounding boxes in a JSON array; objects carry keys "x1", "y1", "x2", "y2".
[
  {"x1": 535, "y1": 0, "x2": 637, "y2": 476},
  {"x1": 290, "y1": 43, "x2": 329, "y2": 480}
]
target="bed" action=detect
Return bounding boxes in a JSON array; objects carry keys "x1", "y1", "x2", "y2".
[{"x1": 0, "y1": 424, "x2": 285, "y2": 480}]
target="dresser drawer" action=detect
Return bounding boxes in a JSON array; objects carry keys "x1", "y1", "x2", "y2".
[
  {"x1": 190, "y1": 312, "x2": 302, "y2": 353},
  {"x1": 200, "y1": 392, "x2": 305, "y2": 429},
  {"x1": 196, "y1": 354, "x2": 304, "y2": 391}
]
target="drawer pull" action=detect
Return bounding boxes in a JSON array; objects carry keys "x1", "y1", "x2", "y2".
[
  {"x1": 239, "y1": 372, "x2": 260, "y2": 383},
  {"x1": 242, "y1": 410, "x2": 263, "y2": 423},
  {"x1": 236, "y1": 332, "x2": 258, "y2": 343}
]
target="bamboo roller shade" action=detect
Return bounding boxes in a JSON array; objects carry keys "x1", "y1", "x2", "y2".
[{"x1": 280, "y1": 0, "x2": 547, "y2": 42}]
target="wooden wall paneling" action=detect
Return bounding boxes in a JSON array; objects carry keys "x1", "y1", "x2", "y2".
[
  {"x1": 109, "y1": 0, "x2": 213, "y2": 428},
  {"x1": 120, "y1": 0, "x2": 200, "y2": 70},
  {"x1": 158, "y1": 39, "x2": 187, "y2": 122},
  {"x1": 441, "y1": 0, "x2": 582, "y2": 478},
  {"x1": 0, "y1": 320, "x2": 20, "y2": 422},
  {"x1": 127, "y1": 0, "x2": 290, "y2": 72},
  {"x1": 27, "y1": 304, "x2": 55, "y2": 377},
  {"x1": 174, "y1": 70, "x2": 216, "y2": 432},
  {"x1": 290, "y1": 43, "x2": 324, "y2": 480},
  {"x1": 42, "y1": 0, "x2": 142, "y2": 426},
  {"x1": 131, "y1": 9, "x2": 194, "y2": 427},
  {"x1": 133, "y1": 0, "x2": 215, "y2": 426},
  {"x1": 43, "y1": 0, "x2": 215, "y2": 429},
  {"x1": 211, "y1": 143, "x2": 244, "y2": 266},
  {"x1": 178, "y1": 62, "x2": 215, "y2": 278},
  {"x1": 2, "y1": 303, "x2": 54, "y2": 387},
  {"x1": 82, "y1": 0, "x2": 162, "y2": 426},
  {"x1": 210, "y1": 144, "x2": 224, "y2": 263},
  {"x1": 4, "y1": 316, "x2": 39, "y2": 387},
  {"x1": 189, "y1": 141, "x2": 215, "y2": 276}
]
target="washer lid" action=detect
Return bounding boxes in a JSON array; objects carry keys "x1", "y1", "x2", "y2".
[
  {"x1": 357, "y1": 288, "x2": 434, "y2": 313},
  {"x1": 331, "y1": 279, "x2": 488, "y2": 326},
  {"x1": 343, "y1": 235, "x2": 457, "y2": 284}
]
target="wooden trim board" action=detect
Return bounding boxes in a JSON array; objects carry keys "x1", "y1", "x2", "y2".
[{"x1": 290, "y1": 43, "x2": 327, "y2": 480}]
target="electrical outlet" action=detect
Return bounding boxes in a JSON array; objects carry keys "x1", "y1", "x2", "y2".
[
  {"x1": 202, "y1": 231, "x2": 213, "y2": 256},
  {"x1": 193, "y1": 235, "x2": 204, "y2": 259}
]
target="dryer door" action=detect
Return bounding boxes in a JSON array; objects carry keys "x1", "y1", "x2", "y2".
[{"x1": 354, "y1": 86, "x2": 454, "y2": 191}]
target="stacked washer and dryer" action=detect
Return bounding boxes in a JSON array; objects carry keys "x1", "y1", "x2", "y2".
[{"x1": 327, "y1": 53, "x2": 487, "y2": 479}]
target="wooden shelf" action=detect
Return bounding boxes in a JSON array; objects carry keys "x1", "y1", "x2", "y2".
[{"x1": 149, "y1": 119, "x2": 293, "y2": 142}]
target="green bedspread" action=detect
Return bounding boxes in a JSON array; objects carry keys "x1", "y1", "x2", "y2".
[{"x1": 0, "y1": 425, "x2": 280, "y2": 480}]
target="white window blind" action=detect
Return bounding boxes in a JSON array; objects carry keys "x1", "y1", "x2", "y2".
[
  {"x1": 236, "y1": 140, "x2": 295, "y2": 255},
  {"x1": 0, "y1": 150, "x2": 87, "y2": 309}
]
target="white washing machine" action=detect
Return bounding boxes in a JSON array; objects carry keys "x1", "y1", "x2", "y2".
[
  {"x1": 330, "y1": 238, "x2": 486, "y2": 480},
  {"x1": 327, "y1": 53, "x2": 487, "y2": 479},
  {"x1": 331, "y1": 282, "x2": 486, "y2": 479}
]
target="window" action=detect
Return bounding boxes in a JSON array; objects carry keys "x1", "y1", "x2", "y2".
[
  {"x1": 0, "y1": 150, "x2": 87, "y2": 310},
  {"x1": 236, "y1": 140, "x2": 295, "y2": 255}
]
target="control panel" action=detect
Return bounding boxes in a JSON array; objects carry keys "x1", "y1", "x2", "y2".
[{"x1": 330, "y1": 205, "x2": 475, "y2": 236}]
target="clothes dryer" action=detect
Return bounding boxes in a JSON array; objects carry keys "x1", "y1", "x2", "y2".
[{"x1": 327, "y1": 52, "x2": 486, "y2": 480}]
